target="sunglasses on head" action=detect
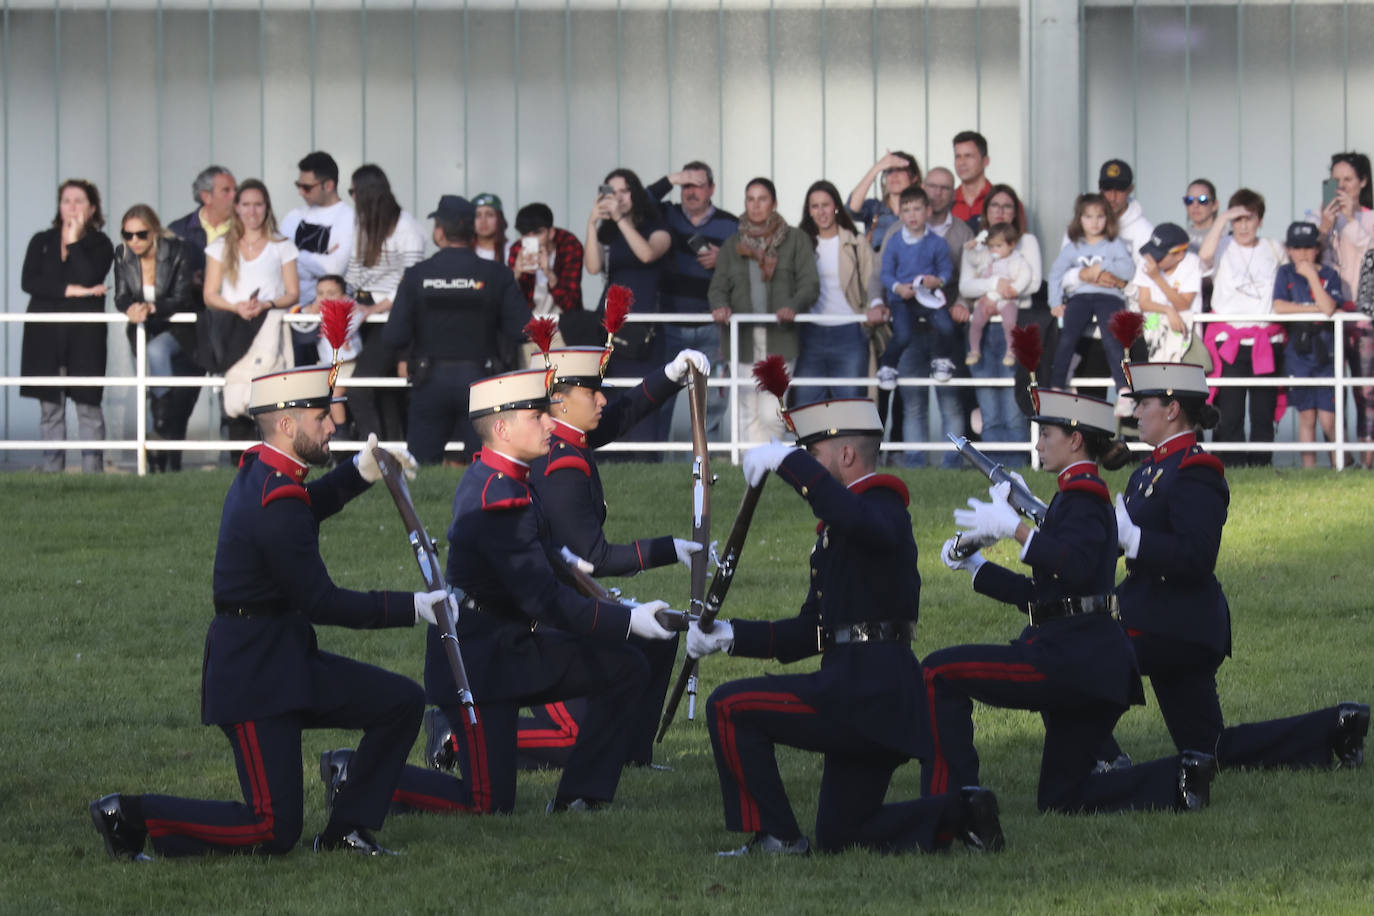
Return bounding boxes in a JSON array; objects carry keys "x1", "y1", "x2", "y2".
[
  {"x1": 121, "y1": 229, "x2": 150, "y2": 241},
  {"x1": 1183, "y1": 194, "x2": 1213, "y2": 205}
]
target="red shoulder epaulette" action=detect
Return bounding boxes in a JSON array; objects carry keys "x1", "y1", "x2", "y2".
[
  {"x1": 850, "y1": 474, "x2": 911, "y2": 506},
  {"x1": 481, "y1": 473, "x2": 532, "y2": 511},
  {"x1": 1061, "y1": 476, "x2": 1110, "y2": 503},
  {"x1": 545, "y1": 444, "x2": 591, "y2": 477},
  {"x1": 1180, "y1": 449, "x2": 1225, "y2": 477},
  {"x1": 261, "y1": 473, "x2": 311, "y2": 507}
]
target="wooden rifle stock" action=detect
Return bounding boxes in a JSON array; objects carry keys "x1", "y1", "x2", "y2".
[
  {"x1": 557, "y1": 547, "x2": 693, "y2": 632},
  {"x1": 371, "y1": 448, "x2": 476, "y2": 725},
  {"x1": 656, "y1": 477, "x2": 766, "y2": 742},
  {"x1": 686, "y1": 365, "x2": 713, "y2": 616}
]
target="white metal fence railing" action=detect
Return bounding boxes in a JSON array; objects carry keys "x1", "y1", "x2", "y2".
[{"x1": 1, "y1": 310, "x2": 1371, "y2": 475}]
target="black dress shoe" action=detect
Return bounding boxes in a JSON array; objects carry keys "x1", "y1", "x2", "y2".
[
  {"x1": 424, "y1": 708, "x2": 458, "y2": 772},
  {"x1": 545, "y1": 797, "x2": 606, "y2": 814},
  {"x1": 312, "y1": 828, "x2": 397, "y2": 857},
  {"x1": 1332, "y1": 702, "x2": 1370, "y2": 767},
  {"x1": 957, "y1": 786, "x2": 1006, "y2": 852},
  {"x1": 1175, "y1": 750, "x2": 1217, "y2": 811},
  {"x1": 320, "y1": 749, "x2": 354, "y2": 818},
  {"x1": 716, "y1": 832, "x2": 811, "y2": 857},
  {"x1": 90, "y1": 794, "x2": 151, "y2": 862}
]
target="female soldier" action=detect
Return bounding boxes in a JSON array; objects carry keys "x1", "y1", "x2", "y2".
[
  {"x1": 1106, "y1": 361, "x2": 1368, "y2": 768},
  {"x1": 929, "y1": 386, "x2": 1215, "y2": 813}
]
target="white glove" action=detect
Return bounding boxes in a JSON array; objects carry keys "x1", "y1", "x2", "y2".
[
  {"x1": 742, "y1": 441, "x2": 797, "y2": 487},
  {"x1": 674, "y1": 538, "x2": 703, "y2": 570},
  {"x1": 1115, "y1": 493, "x2": 1142, "y2": 559},
  {"x1": 1003, "y1": 469, "x2": 1028, "y2": 492},
  {"x1": 940, "y1": 536, "x2": 987, "y2": 581},
  {"x1": 628, "y1": 599, "x2": 675, "y2": 640},
  {"x1": 560, "y1": 546, "x2": 594, "y2": 575},
  {"x1": 414, "y1": 589, "x2": 449, "y2": 626},
  {"x1": 687, "y1": 620, "x2": 735, "y2": 659},
  {"x1": 952, "y1": 481, "x2": 1022, "y2": 545},
  {"x1": 665, "y1": 348, "x2": 711, "y2": 384},
  {"x1": 355, "y1": 433, "x2": 418, "y2": 483},
  {"x1": 876, "y1": 366, "x2": 899, "y2": 391}
]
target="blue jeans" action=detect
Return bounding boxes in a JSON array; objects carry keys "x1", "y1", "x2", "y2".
[
  {"x1": 662, "y1": 320, "x2": 725, "y2": 440},
  {"x1": 965, "y1": 323, "x2": 1029, "y2": 466},
  {"x1": 882, "y1": 302, "x2": 959, "y2": 369},
  {"x1": 793, "y1": 322, "x2": 869, "y2": 404},
  {"x1": 896, "y1": 329, "x2": 964, "y2": 468},
  {"x1": 145, "y1": 330, "x2": 182, "y2": 398}
]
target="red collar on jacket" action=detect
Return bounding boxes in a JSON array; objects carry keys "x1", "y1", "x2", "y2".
[
  {"x1": 478, "y1": 449, "x2": 531, "y2": 482},
  {"x1": 848, "y1": 473, "x2": 911, "y2": 506},
  {"x1": 1056, "y1": 461, "x2": 1097, "y2": 491},
  {"x1": 242, "y1": 444, "x2": 310, "y2": 483},
  {"x1": 551, "y1": 419, "x2": 589, "y2": 448},
  {"x1": 1149, "y1": 432, "x2": 1197, "y2": 464}
]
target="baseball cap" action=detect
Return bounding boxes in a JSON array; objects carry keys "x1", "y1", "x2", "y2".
[
  {"x1": 1285, "y1": 221, "x2": 1320, "y2": 248},
  {"x1": 428, "y1": 194, "x2": 475, "y2": 222},
  {"x1": 1138, "y1": 222, "x2": 1190, "y2": 261},
  {"x1": 1098, "y1": 159, "x2": 1134, "y2": 191},
  {"x1": 472, "y1": 192, "x2": 504, "y2": 213}
]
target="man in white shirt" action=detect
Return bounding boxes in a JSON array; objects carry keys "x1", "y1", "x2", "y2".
[{"x1": 281, "y1": 151, "x2": 354, "y2": 366}]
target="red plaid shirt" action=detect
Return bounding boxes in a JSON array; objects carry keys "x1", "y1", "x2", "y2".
[{"x1": 507, "y1": 227, "x2": 584, "y2": 313}]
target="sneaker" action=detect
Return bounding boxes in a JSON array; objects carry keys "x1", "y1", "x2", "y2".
[
  {"x1": 876, "y1": 366, "x2": 899, "y2": 391},
  {"x1": 965, "y1": 352, "x2": 981, "y2": 366},
  {"x1": 931, "y1": 358, "x2": 956, "y2": 383}
]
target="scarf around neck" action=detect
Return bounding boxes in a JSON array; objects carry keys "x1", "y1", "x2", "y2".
[{"x1": 736, "y1": 211, "x2": 789, "y2": 281}]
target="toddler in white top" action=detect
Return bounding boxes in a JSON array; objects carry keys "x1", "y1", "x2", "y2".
[{"x1": 967, "y1": 223, "x2": 1035, "y2": 366}]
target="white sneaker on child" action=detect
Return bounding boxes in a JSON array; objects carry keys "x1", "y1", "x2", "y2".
[
  {"x1": 876, "y1": 366, "x2": 899, "y2": 391},
  {"x1": 931, "y1": 359, "x2": 956, "y2": 383},
  {"x1": 965, "y1": 353, "x2": 981, "y2": 366}
]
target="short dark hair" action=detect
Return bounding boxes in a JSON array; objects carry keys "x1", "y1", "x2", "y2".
[
  {"x1": 1187, "y1": 177, "x2": 1217, "y2": 200},
  {"x1": 898, "y1": 186, "x2": 929, "y2": 207},
  {"x1": 316, "y1": 274, "x2": 346, "y2": 295},
  {"x1": 1067, "y1": 192, "x2": 1119, "y2": 243},
  {"x1": 436, "y1": 216, "x2": 476, "y2": 245},
  {"x1": 682, "y1": 160, "x2": 715, "y2": 187},
  {"x1": 1227, "y1": 188, "x2": 1266, "y2": 220},
  {"x1": 52, "y1": 179, "x2": 105, "y2": 232},
  {"x1": 514, "y1": 202, "x2": 555, "y2": 235},
  {"x1": 1331, "y1": 152, "x2": 1374, "y2": 209},
  {"x1": 745, "y1": 177, "x2": 777, "y2": 203},
  {"x1": 471, "y1": 413, "x2": 499, "y2": 443},
  {"x1": 953, "y1": 130, "x2": 989, "y2": 158},
  {"x1": 985, "y1": 222, "x2": 1021, "y2": 247},
  {"x1": 297, "y1": 151, "x2": 339, "y2": 185}
]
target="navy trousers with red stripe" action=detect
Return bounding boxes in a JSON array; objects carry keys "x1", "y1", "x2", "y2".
[
  {"x1": 921, "y1": 643, "x2": 1180, "y2": 813},
  {"x1": 514, "y1": 633, "x2": 677, "y2": 769},
  {"x1": 141, "y1": 658, "x2": 423, "y2": 857},
  {"x1": 706, "y1": 674, "x2": 958, "y2": 853},
  {"x1": 1102, "y1": 631, "x2": 1342, "y2": 769},
  {"x1": 389, "y1": 634, "x2": 649, "y2": 814}
]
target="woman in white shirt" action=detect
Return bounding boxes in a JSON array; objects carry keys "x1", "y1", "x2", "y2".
[
  {"x1": 794, "y1": 180, "x2": 879, "y2": 404},
  {"x1": 344, "y1": 164, "x2": 426, "y2": 441}
]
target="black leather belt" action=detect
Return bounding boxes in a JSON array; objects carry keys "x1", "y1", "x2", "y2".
[
  {"x1": 821, "y1": 620, "x2": 915, "y2": 649},
  {"x1": 1028, "y1": 593, "x2": 1115, "y2": 626},
  {"x1": 456, "y1": 593, "x2": 537, "y2": 631},
  {"x1": 214, "y1": 600, "x2": 289, "y2": 618}
]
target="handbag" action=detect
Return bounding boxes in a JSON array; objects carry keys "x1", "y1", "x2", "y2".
[{"x1": 1355, "y1": 248, "x2": 1374, "y2": 317}]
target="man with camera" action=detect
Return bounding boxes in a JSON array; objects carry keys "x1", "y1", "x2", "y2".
[{"x1": 383, "y1": 194, "x2": 528, "y2": 465}]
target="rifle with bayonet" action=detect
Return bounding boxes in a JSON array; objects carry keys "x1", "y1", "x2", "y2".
[
  {"x1": 557, "y1": 546, "x2": 694, "y2": 632},
  {"x1": 656, "y1": 477, "x2": 766, "y2": 742},
  {"x1": 686, "y1": 364, "x2": 714, "y2": 621},
  {"x1": 371, "y1": 447, "x2": 476, "y2": 725},
  {"x1": 945, "y1": 433, "x2": 1049, "y2": 559}
]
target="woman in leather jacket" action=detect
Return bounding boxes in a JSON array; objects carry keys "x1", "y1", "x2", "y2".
[{"x1": 113, "y1": 204, "x2": 197, "y2": 471}]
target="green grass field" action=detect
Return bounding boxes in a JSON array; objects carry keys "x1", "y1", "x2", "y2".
[{"x1": 3, "y1": 462, "x2": 1372, "y2": 914}]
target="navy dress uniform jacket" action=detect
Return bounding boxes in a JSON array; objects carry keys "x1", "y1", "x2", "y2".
[
  {"x1": 728, "y1": 450, "x2": 928, "y2": 761},
  {"x1": 204, "y1": 445, "x2": 417, "y2": 725},
  {"x1": 381, "y1": 246, "x2": 527, "y2": 365},
  {"x1": 528, "y1": 369, "x2": 682, "y2": 575},
  {"x1": 973, "y1": 463, "x2": 1144, "y2": 708},
  {"x1": 1116, "y1": 432, "x2": 1232, "y2": 657}
]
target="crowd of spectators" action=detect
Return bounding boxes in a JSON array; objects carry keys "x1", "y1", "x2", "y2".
[{"x1": 16, "y1": 140, "x2": 1374, "y2": 470}]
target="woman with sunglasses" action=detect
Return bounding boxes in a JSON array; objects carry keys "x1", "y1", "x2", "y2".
[
  {"x1": 1183, "y1": 180, "x2": 1219, "y2": 254},
  {"x1": 113, "y1": 205, "x2": 196, "y2": 471},
  {"x1": 20, "y1": 179, "x2": 115, "y2": 472}
]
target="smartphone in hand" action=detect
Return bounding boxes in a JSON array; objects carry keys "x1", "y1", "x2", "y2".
[
  {"x1": 1322, "y1": 177, "x2": 1340, "y2": 209},
  {"x1": 686, "y1": 233, "x2": 709, "y2": 254}
]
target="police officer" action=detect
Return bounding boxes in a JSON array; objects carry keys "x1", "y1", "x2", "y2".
[
  {"x1": 504, "y1": 344, "x2": 707, "y2": 769},
  {"x1": 1103, "y1": 360, "x2": 1369, "y2": 769},
  {"x1": 688, "y1": 398, "x2": 1004, "y2": 856},
  {"x1": 90, "y1": 366, "x2": 444, "y2": 860},
  {"x1": 383, "y1": 194, "x2": 529, "y2": 464},
  {"x1": 929, "y1": 388, "x2": 1216, "y2": 814},
  {"x1": 344, "y1": 368, "x2": 680, "y2": 815}
]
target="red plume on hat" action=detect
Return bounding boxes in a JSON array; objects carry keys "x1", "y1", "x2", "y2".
[
  {"x1": 319, "y1": 298, "x2": 355, "y2": 389},
  {"x1": 1009, "y1": 324, "x2": 1043, "y2": 383},
  {"x1": 752, "y1": 354, "x2": 796, "y2": 434},
  {"x1": 602, "y1": 285, "x2": 633, "y2": 350},
  {"x1": 1108, "y1": 310, "x2": 1145, "y2": 351},
  {"x1": 524, "y1": 316, "x2": 558, "y2": 368}
]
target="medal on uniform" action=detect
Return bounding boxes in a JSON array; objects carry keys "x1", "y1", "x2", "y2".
[
  {"x1": 1144, "y1": 467, "x2": 1163, "y2": 498},
  {"x1": 821, "y1": 526, "x2": 829, "y2": 549}
]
